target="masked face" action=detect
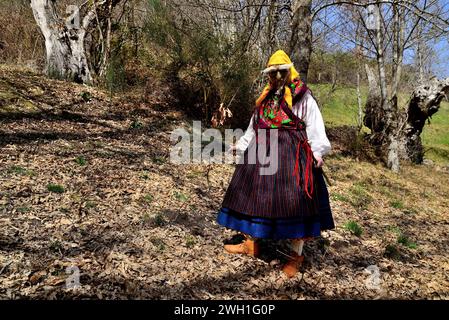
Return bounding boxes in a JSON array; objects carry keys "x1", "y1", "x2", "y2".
[{"x1": 267, "y1": 68, "x2": 290, "y2": 90}]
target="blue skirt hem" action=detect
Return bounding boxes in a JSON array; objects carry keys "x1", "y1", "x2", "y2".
[{"x1": 217, "y1": 207, "x2": 331, "y2": 240}]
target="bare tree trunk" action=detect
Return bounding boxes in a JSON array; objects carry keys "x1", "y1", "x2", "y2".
[
  {"x1": 365, "y1": 64, "x2": 449, "y2": 166},
  {"x1": 355, "y1": 21, "x2": 364, "y2": 132},
  {"x1": 289, "y1": 0, "x2": 312, "y2": 82},
  {"x1": 415, "y1": 20, "x2": 427, "y2": 85},
  {"x1": 266, "y1": 0, "x2": 279, "y2": 53},
  {"x1": 364, "y1": 64, "x2": 382, "y2": 132},
  {"x1": 30, "y1": 0, "x2": 121, "y2": 84},
  {"x1": 364, "y1": 63, "x2": 399, "y2": 172},
  {"x1": 401, "y1": 78, "x2": 449, "y2": 163},
  {"x1": 374, "y1": 4, "x2": 389, "y2": 114},
  {"x1": 372, "y1": 4, "x2": 401, "y2": 172},
  {"x1": 417, "y1": 34, "x2": 424, "y2": 84},
  {"x1": 30, "y1": 0, "x2": 94, "y2": 83},
  {"x1": 356, "y1": 70, "x2": 363, "y2": 131},
  {"x1": 99, "y1": 1, "x2": 113, "y2": 78},
  {"x1": 391, "y1": 0, "x2": 404, "y2": 102}
]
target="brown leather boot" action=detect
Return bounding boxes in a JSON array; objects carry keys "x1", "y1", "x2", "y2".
[
  {"x1": 224, "y1": 239, "x2": 260, "y2": 257},
  {"x1": 282, "y1": 253, "x2": 304, "y2": 278}
]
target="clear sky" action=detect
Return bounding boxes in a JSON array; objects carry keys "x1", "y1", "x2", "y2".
[
  {"x1": 433, "y1": 39, "x2": 449, "y2": 79},
  {"x1": 316, "y1": 2, "x2": 449, "y2": 80}
]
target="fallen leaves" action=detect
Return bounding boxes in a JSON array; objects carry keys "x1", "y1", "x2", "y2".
[{"x1": 1, "y1": 65, "x2": 448, "y2": 300}]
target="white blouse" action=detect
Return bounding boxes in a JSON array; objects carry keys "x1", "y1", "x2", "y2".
[{"x1": 235, "y1": 91, "x2": 331, "y2": 158}]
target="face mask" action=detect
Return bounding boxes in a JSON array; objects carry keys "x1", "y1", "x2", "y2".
[{"x1": 268, "y1": 69, "x2": 290, "y2": 90}]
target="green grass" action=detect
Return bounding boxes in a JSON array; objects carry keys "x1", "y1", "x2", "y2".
[
  {"x1": 421, "y1": 101, "x2": 449, "y2": 164},
  {"x1": 130, "y1": 119, "x2": 143, "y2": 129},
  {"x1": 397, "y1": 234, "x2": 418, "y2": 249},
  {"x1": 85, "y1": 201, "x2": 96, "y2": 209},
  {"x1": 143, "y1": 194, "x2": 154, "y2": 203},
  {"x1": 309, "y1": 84, "x2": 365, "y2": 128},
  {"x1": 49, "y1": 240, "x2": 63, "y2": 253},
  {"x1": 16, "y1": 206, "x2": 31, "y2": 213},
  {"x1": 387, "y1": 225, "x2": 401, "y2": 234},
  {"x1": 185, "y1": 235, "x2": 196, "y2": 248},
  {"x1": 174, "y1": 191, "x2": 188, "y2": 202},
  {"x1": 349, "y1": 184, "x2": 373, "y2": 210},
  {"x1": 384, "y1": 244, "x2": 401, "y2": 259},
  {"x1": 343, "y1": 220, "x2": 363, "y2": 237},
  {"x1": 140, "y1": 170, "x2": 150, "y2": 180},
  {"x1": 47, "y1": 184, "x2": 65, "y2": 194},
  {"x1": 142, "y1": 212, "x2": 152, "y2": 223},
  {"x1": 74, "y1": 156, "x2": 87, "y2": 166},
  {"x1": 331, "y1": 193, "x2": 351, "y2": 203},
  {"x1": 402, "y1": 208, "x2": 418, "y2": 215},
  {"x1": 153, "y1": 212, "x2": 167, "y2": 226},
  {"x1": 390, "y1": 200, "x2": 404, "y2": 209},
  {"x1": 388, "y1": 225, "x2": 418, "y2": 249},
  {"x1": 80, "y1": 91, "x2": 92, "y2": 102},
  {"x1": 7, "y1": 165, "x2": 34, "y2": 176},
  {"x1": 149, "y1": 237, "x2": 165, "y2": 251},
  {"x1": 152, "y1": 155, "x2": 166, "y2": 164}
]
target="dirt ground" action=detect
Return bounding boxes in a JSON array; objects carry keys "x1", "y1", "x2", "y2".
[{"x1": 1, "y1": 65, "x2": 448, "y2": 299}]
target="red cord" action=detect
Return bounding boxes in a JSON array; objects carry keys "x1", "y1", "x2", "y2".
[{"x1": 293, "y1": 139, "x2": 314, "y2": 199}]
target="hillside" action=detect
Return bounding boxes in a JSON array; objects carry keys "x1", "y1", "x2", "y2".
[
  {"x1": 0, "y1": 65, "x2": 448, "y2": 299},
  {"x1": 309, "y1": 83, "x2": 449, "y2": 165}
]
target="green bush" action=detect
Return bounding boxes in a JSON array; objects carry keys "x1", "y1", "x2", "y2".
[
  {"x1": 143, "y1": 0, "x2": 257, "y2": 127},
  {"x1": 105, "y1": 53, "x2": 126, "y2": 94}
]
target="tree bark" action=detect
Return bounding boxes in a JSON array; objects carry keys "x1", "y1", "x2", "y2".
[
  {"x1": 289, "y1": 0, "x2": 312, "y2": 83},
  {"x1": 30, "y1": 0, "x2": 121, "y2": 84},
  {"x1": 355, "y1": 21, "x2": 363, "y2": 132},
  {"x1": 365, "y1": 63, "x2": 449, "y2": 167},
  {"x1": 401, "y1": 77, "x2": 449, "y2": 163},
  {"x1": 30, "y1": 0, "x2": 94, "y2": 83},
  {"x1": 372, "y1": 4, "x2": 401, "y2": 172},
  {"x1": 391, "y1": 0, "x2": 404, "y2": 101},
  {"x1": 364, "y1": 64, "x2": 383, "y2": 133},
  {"x1": 98, "y1": 1, "x2": 113, "y2": 78},
  {"x1": 374, "y1": 4, "x2": 390, "y2": 116},
  {"x1": 266, "y1": 0, "x2": 279, "y2": 53}
]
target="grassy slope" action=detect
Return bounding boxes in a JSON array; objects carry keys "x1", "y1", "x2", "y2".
[
  {"x1": 309, "y1": 83, "x2": 367, "y2": 128},
  {"x1": 421, "y1": 102, "x2": 449, "y2": 163},
  {"x1": 309, "y1": 83, "x2": 449, "y2": 164},
  {"x1": 0, "y1": 65, "x2": 448, "y2": 299}
]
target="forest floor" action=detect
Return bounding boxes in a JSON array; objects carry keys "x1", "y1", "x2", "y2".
[{"x1": 0, "y1": 64, "x2": 448, "y2": 299}]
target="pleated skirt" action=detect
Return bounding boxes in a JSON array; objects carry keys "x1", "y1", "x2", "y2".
[{"x1": 217, "y1": 129, "x2": 334, "y2": 239}]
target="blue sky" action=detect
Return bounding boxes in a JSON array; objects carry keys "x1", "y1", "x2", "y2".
[
  {"x1": 316, "y1": 2, "x2": 449, "y2": 80},
  {"x1": 433, "y1": 39, "x2": 449, "y2": 78}
]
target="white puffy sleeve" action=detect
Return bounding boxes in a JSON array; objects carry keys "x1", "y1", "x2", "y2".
[
  {"x1": 293, "y1": 92, "x2": 331, "y2": 158},
  {"x1": 235, "y1": 114, "x2": 255, "y2": 152}
]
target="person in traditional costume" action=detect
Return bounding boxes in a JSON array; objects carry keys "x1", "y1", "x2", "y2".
[{"x1": 216, "y1": 50, "x2": 334, "y2": 277}]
